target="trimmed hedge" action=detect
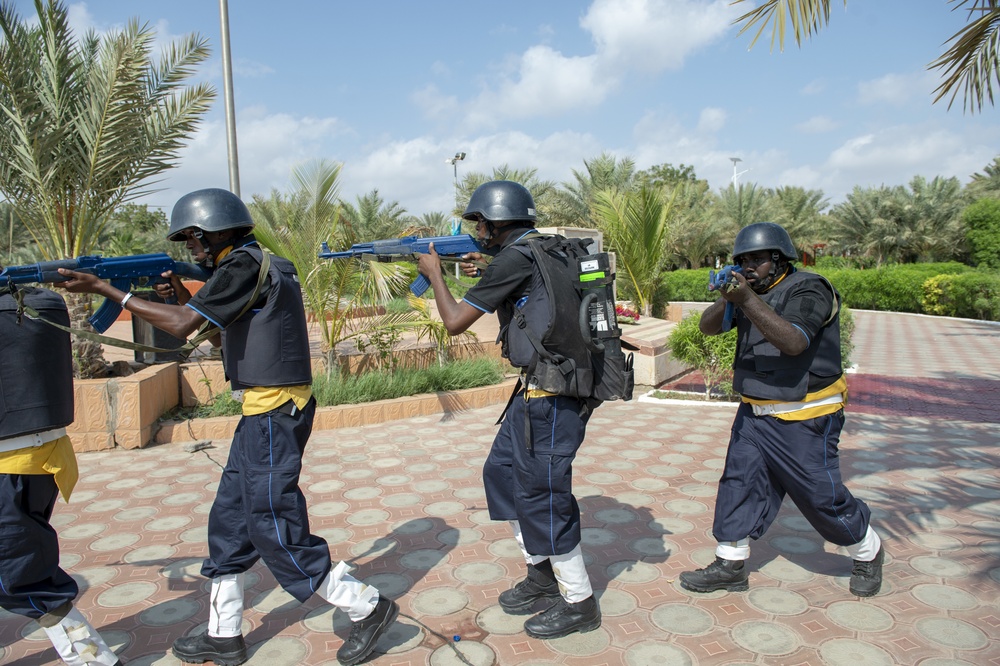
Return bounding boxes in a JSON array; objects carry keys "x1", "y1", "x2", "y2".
[{"x1": 661, "y1": 262, "x2": 998, "y2": 321}]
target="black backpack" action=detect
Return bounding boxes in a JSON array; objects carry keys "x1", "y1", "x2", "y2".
[{"x1": 503, "y1": 234, "x2": 634, "y2": 403}]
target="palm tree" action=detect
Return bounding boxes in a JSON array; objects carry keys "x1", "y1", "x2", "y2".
[
  {"x1": 828, "y1": 185, "x2": 909, "y2": 266},
  {"x1": 731, "y1": 0, "x2": 1000, "y2": 113},
  {"x1": 340, "y1": 189, "x2": 412, "y2": 243},
  {"x1": 0, "y1": 202, "x2": 37, "y2": 266},
  {"x1": 900, "y1": 175, "x2": 967, "y2": 262},
  {"x1": 668, "y1": 180, "x2": 729, "y2": 268},
  {"x1": 591, "y1": 186, "x2": 675, "y2": 317},
  {"x1": 551, "y1": 153, "x2": 637, "y2": 228},
  {"x1": 716, "y1": 183, "x2": 775, "y2": 247},
  {"x1": 770, "y1": 186, "x2": 830, "y2": 259},
  {"x1": 0, "y1": 0, "x2": 214, "y2": 376},
  {"x1": 967, "y1": 155, "x2": 1000, "y2": 199}
]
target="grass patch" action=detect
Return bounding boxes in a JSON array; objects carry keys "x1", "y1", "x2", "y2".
[{"x1": 167, "y1": 357, "x2": 508, "y2": 420}]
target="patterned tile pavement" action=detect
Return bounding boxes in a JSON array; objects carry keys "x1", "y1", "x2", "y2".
[{"x1": 2, "y1": 310, "x2": 999, "y2": 665}]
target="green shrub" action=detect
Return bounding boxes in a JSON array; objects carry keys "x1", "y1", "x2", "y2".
[
  {"x1": 812, "y1": 262, "x2": 973, "y2": 313},
  {"x1": 313, "y1": 356, "x2": 505, "y2": 405},
  {"x1": 963, "y1": 198, "x2": 1000, "y2": 269},
  {"x1": 922, "y1": 272, "x2": 1000, "y2": 320},
  {"x1": 839, "y1": 305, "x2": 856, "y2": 370},
  {"x1": 661, "y1": 268, "x2": 717, "y2": 302},
  {"x1": 666, "y1": 313, "x2": 737, "y2": 397},
  {"x1": 170, "y1": 357, "x2": 507, "y2": 419}
]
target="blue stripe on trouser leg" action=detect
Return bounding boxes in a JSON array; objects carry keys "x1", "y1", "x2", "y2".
[
  {"x1": 203, "y1": 398, "x2": 332, "y2": 603},
  {"x1": 0, "y1": 474, "x2": 78, "y2": 618},
  {"x1": 713, "y1": 403, "x2": 870, "y2": 547},
  {"x1": 483, "y1": 394, "x2": 589, "y2": 556}
]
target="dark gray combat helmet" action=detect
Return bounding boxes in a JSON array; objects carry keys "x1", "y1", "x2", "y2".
[
  {"x1": 167, "y1": 188, "x2": 254, "y2": 241},
  {"x1": 732, "y1": 222, "x2": 798, "y2": 261},
  {"x1": 462, "y1": 180, "x2": 536, "y2": 223}
]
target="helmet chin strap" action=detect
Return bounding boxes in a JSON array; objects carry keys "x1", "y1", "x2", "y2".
[{"x1": 751, "y1": 251, "x2": 786, "y2": 292}]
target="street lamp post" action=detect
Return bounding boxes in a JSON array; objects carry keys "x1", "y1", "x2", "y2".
[
  {"x1": 219, "y1": 0, "x2": 241, "y2": 196},
  {"x1": 445, "y1": 152, "x2": 466, "y2": 234},
  {"x1": 445, "y1": 152, "x2": 466, "y2": 277},
  {"x1": 729, "y1": 156, "x2": 749, "y2": 188}
]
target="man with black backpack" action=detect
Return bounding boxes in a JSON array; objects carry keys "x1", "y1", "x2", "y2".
[{"x1": 417, "y1": 180, "x2": 605, "y2": 640}]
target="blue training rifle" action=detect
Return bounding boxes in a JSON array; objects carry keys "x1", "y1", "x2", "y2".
[
  {"x1": 0, "y1": 253, "x2": 212, "y2": 333},
  {"x1": 319, "y1": 234, "x2": 483, "y2": 296},
  {"x1": 708, "y1": 264, "x2": 741, "y2": 332}
]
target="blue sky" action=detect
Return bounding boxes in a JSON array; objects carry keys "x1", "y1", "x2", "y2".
[{"x1": 18, "y1": 0, "x2": 1000, "y2": 218}]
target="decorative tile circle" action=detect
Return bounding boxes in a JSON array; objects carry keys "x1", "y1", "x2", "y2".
[
  {"x1": 825, "y1": 601, "x2": 893, "y2": 632},
  {"x1": 97, "y1": 581, "x2": 157, "y2": 608},
  {"x1": 625, "y1": 641, "x2": 693, "y2": 665},
  {"x1": 731, "y1": 620, "x2": 801, "y2": 656},
  {"x1": 818, "y1": 638, "x2": 895, "y2": 665},
  {"x1": 411, "y1": 587, "x2": 469, "y2": 616},
  {"x1": 650, "y1": 603, "x2": 714, "y2": 635}
]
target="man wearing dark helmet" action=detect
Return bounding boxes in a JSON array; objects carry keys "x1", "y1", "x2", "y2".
[
  {"x1": 679, "y1": 222, "x2": 885, "y2": 599},
  {"x1": 57, "y1": 188, "x2": 397, "y2": 666},
  {"x1": 416, "y1": 180, "x2": 602, "y2": 640}
]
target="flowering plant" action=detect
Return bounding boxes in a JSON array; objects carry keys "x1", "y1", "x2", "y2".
[{"x1": 615, "y1": 304, "x2": 640, "y2": 324}]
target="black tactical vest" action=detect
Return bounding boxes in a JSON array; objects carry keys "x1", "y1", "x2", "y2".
[
  {"x1": 0, "y1": 287, "x2": 75, "y2": 439},
  {"x1": 220, "y1": 246, "x2": 313, "y2": 390},
  {"x1": 502, "y1": 236, "x2": 596, "y2": 399},
  {"x1": 732, "y1": 270, "x2": 842, "y2": 401}
]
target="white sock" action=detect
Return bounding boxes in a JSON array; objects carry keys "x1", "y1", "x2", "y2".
[
  {"x1": 319, "y1": 561, "x2": 380, "y2": 622},
  {"x1": 208, "y1": 573, "x2": 244, "y2": 638},
  {"x1": 846, "y1": 525, "x2": 882, "y2": 561},
  {"x1": 549, "y1": 545, "x2": 593, "y2": 603},
  {"x1": 39, "y1": 603, "x2": 119, "y2": 666},
  {"x1": 716, "y1": 538, "x2": 751, "y2": 561},
  {"x1": 510, "y1": 520, "x2": 548, "y2": 566}
]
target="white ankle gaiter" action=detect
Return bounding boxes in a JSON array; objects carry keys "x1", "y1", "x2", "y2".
[
  {"x1": 319, "y1": 561, "x2": 380, "y2": 622},
  {"x1": 209, "y1": 573, "x2": 244, "y2": 638},
  {"x1": 549, "y1": 545, "x2": 593, "y2": 603}
]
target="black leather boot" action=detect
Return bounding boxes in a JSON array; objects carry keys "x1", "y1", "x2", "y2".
[
  {"x1": 171, "y1": 632, "x2": 247, "y2": 665},
  {"x1": 679, "y1": 557, "x2": 749, "y2": 593},
  {"x1": 849, "y1": 545, "x2": 884, "y2": 597},
  {"x1": 499, "y1": 560, "x2": 561, "y2": 614},
  {"x1": 336, "y1": 595, "x2": 399, "y2": 665},
  {"x1": 524, "y1": 595, "x2": 602, "y2": 639}
]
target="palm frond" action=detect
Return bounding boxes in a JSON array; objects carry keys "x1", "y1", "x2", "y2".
[{"x1": 930, "y1": 0, "x2": 1000, "y2": 112}]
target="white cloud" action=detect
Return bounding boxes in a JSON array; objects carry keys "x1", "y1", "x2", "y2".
[
  {"x1": 697, "y1": 107, "x2": 726, "y2": 133},
  {"x1": 581, "y1": 0, "x2": 737, "y2": 72},
  {"x1": 460, "y1": 0, "x2": 738, "y2": 129},
  {"x1": 795, "y1": 116, "x2": 839, "y2": 134},
  {"x1": 412, "y1": 84, "x2": 460, "y2": 123},
  {"x1": 801, "y1": 80, "x2": 825, "y2": 96},
  {"x1": 464, "y1": 47, "x2": 609, "y2": 129},
  {"x1": 234, "y1": 59, "x2": 274, "y2": 79},
  {"x1": 857, "y1": 71, "x2": 938, "y2": 107}
]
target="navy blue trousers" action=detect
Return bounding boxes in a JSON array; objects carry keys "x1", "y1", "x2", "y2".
[
  {"x1": 202, "y1": 398, "x2": 331, "y2": 603},
  {"x1": 483, "y1": 392, "x2": 590, "y2": 556},
  {"x1": 713, "y1": 403, "x2": 871, "y2": 547},
  {"x1": 0, "y1": 474, "x2": 78, "y2": 618}
]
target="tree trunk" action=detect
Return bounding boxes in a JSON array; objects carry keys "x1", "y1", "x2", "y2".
[{"x1": 65, "y1": 292, "x2": 110, "y2": 378}]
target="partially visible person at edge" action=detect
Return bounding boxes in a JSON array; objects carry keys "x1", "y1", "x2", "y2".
[
  {"x1": 415, "y1": 180, "x2": 602, "y2": 639},
  {"x1": 0, "y1": 282, "x2": 123, "y2": 665},
  {"x1": 679, "y1": 221, "x2": 884, "y2": 598},
  {"x1": 56, "y1": 188, "x2": 398, "y2": 666}
]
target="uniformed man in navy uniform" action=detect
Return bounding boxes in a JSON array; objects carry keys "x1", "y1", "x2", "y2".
[
  {"x1": 58, "y1": 188, "x2": 397, "y2": 666},
  {"x1": 680, "y1": 222, "x2": 884, "y2": 597},
  {"x1": 0, "y1": 283, "x2": 123, "y2": 665},
  {"x1": 416, "y1": 181, "x2": 602, "y2": 639}
]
